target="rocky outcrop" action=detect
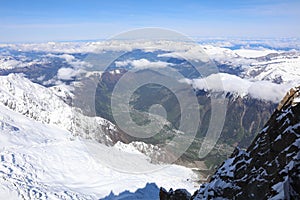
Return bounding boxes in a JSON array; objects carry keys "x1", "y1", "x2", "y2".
[{"x1": 159, "y1": 187, "x2": 191, "y2": 200}]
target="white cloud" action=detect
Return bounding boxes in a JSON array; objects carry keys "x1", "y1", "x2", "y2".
[
  {"x1": 198, "y1": 38, "x2": 300, "y2": 51},
  {"x1": 185, "y1": 73, "x2": 292, "y2": 103},
  {"x1": 2, "y1": 39, "x2": 300, "y2": 55},
  {"x1": 158, "y1": 45, "x2": 256, "y2": 68},
  {"x1": 36, "y1": 75, "x2": 45, "y2": 81},
  {"x1": 115, "y1": 58, "x2": 173, "y2": 70},
  {"x1": 115, "y1": 60, "x2": 131, "y2": 67},
  {"x1": 0, "y1": 40, "x2": 199, "y2": 54},
  {"x1": 247, "y1": 81, "x2": 291, "y2": 103},
  {"x1": 57, "y1": 67, "x2": 84, "y2": 80},
  {"x1": 47, "y1": 53, "x2": 91, "y2": 69},
  {"x1": 56, "y1": 54, "x2": 75, "y2": 62},
  {"x1": 233, "y1": 49, "x2": 278, "y2": 58},
  {"x1": 0, "y1": 55, "x2": 45, "y2": 70},
  {"x1": 158, "y1": 46, "x2": 210, "y2": 62},
  {"x1": 0, "y1": 57, "x2": 22, "y2": 70}
]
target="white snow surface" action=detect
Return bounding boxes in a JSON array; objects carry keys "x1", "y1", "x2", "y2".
[
  {"x1": 0, "y1": 73, "x2": 198, "y2": 199},
  {"x1": 294, "y1": 97, "x2": 300, "y2": 103},
  {"x1": 244, "y1": 54, "x2": 300, "y2": 85},
  {"x1": 0, "y1": 73, "x2": 118, "y2": 145},
  {"x1": 0, "y1": 103, "x2": 197, "y2": 199}
]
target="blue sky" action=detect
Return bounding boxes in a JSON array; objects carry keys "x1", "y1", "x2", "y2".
[{"x1": 0, "y1": 0, "x2": 299, "y2": 42}]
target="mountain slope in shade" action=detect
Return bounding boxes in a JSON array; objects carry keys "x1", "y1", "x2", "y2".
[
  {"x1": 102, "y1": 183, "x2": 159, "y2": 200},
  {"x1": 191, "y1": 86, "x2": 300, "y2": 199}
]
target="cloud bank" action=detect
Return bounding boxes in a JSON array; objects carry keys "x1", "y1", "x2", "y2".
[
  {"x1": 47, "y1": 53, "x2": 91, "y2": 69},
  {"x1": 158, "y1": 46, "x2": 210, "y2": 62},
  {"x1": 57, "y1": 67, "x2": 84, "y2": 80},
  {"x1": 115, "y1": 58, "x2": 173, "y2": 70},
  {"x1": 185, "y1": 73, "x2": 292, "y2": 103}
]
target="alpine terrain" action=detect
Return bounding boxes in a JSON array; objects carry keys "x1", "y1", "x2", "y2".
[
  {"x1": 0, "y1": 39, "x2": 300, "y2": 199},
  {"x1": 160, "y1": 86, "x2": 300, "y2": 199}
]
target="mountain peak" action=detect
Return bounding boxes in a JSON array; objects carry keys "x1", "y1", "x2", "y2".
[{"x1": 277, "y1": 86, "x2": 300, "y2": 111}]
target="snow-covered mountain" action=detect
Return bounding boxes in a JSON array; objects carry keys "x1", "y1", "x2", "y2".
[
  {"x1": 0, "y1": 85, "x2": 197, "y2": 199},
  {"x1": 0, "y1": 73, "x2": 118, "y2": 145},
  {"x1": 242, "y1": 51, "x2": 300, "y2": 85},
  {"x1": 199, "y1": 45, "x2": 300, "y2": 86}
]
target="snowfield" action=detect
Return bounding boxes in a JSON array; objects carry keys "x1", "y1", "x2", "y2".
[{"x1": 0, "y1": 104, "x2": 197, "y2": 199}]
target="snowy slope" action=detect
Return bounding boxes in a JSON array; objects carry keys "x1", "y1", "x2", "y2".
[
  {"x1": 0, "y1": 74, "x2": 119, "y2": 145},
  {"x1": 243, "y1": 52, "x2": 300, "y2": 85},
  {"x1": 0, "y1": 74, "x2": 72, "y2": 129},
  {"x1": 0, "y1": 103, "x2": 197, "y2": 199}
]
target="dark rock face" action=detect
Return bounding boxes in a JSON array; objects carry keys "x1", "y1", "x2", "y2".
[
  {"x1": 192, "y1": 87, "x2": 300, "y2": 200},
  {"x1": 159, "y1": 187, "x2": 191, "y2": 200}
]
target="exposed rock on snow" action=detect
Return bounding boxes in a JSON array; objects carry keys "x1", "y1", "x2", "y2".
[{"x1": 191, "y1": 86, "x2": 300, "y2": 199}]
